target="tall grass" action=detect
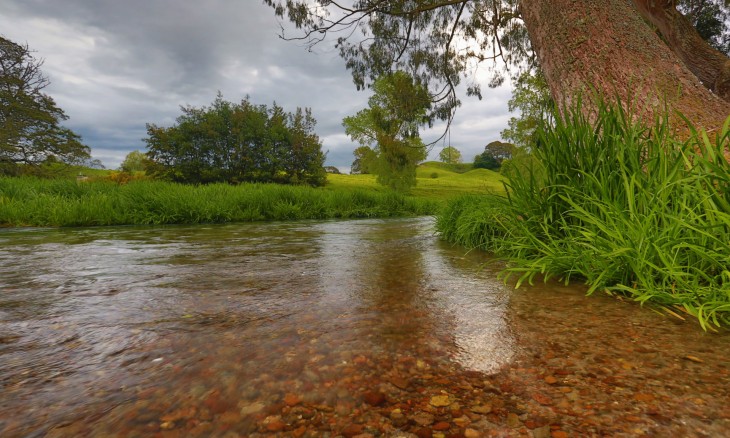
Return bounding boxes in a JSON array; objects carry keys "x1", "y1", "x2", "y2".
[
  {"x1": 0, "y1": 179, "x2": 438, "y2": 227},
  {"x1": 437, "y1": 100, "x2": 730, "y2": 329}
]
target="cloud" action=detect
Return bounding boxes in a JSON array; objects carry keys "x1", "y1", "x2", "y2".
[{"x1": 0, "y1": 0, "x2": 513, "y2": 169}]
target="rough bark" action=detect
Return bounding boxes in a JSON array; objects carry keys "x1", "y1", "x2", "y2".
[
  {"x1": 632, "y1": 0, "x2": 730, "y2": 102},
  {"x1": 520, "y1": 0, "x2": 730, "y2": 133}
]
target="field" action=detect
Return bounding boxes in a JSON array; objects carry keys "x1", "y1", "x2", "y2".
[
  {"x1": 0, "y1": 162, "x2": 502, "y2": 227},
  {"x1": 327, "y1": 162, "x2": 504, "y2": 203}
]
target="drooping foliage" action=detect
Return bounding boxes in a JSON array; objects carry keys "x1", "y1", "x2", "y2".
[
  {"x1": 0, "y1": 36, "x2": 89, "y2": 175},
  {"x1": 144, "y1": 94, "x2": 326, "y2": 186},
  {"x1": 343, "y1": 71, "x2": 430, "y2": 191}
]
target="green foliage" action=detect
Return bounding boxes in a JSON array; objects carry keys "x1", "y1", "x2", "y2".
[
  {"x1": 473, "y1": 141, "x2": 516, "y2": 170},
  {"x1": 501, "y1": 69, "x2": 554, "y2": 147},
  {"x1": 0, "y1": 177, "x2": 437, "y2": 227},
  {"x1": 145, "y1": 93, "x2": 326, "y2": 186},
  {"x1": 0, "y1": 36, "x2": 89, "y2": 175},
  {"x1": 265, "y1": 1, "x2": 530, "y2": 120},
  {"x1": 678, "y1": 0, "x2": 730, "y2": 54},
  {"x1": 438, "y1": 100, "x2": 730, "y2": 329},
  {"x1": 119, "y1": 150, "x2": 149, "y2": 173},
  {"x1": 343, "y1": 71, "x2": 429, "y2": 192},
  {"x1": 438, "y1": 146, "x2": 462, "y2": 164},
  {"x1": 351, "y1": 145, "x2": 377, "y2": 174}
]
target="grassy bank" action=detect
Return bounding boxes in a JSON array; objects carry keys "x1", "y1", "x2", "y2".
[
  {"x1": 437, "y1": 102, "x2": 730, "y2": 329},
  {"x1": 0, "y1": 178, "x2": 438, "y2": 227}
]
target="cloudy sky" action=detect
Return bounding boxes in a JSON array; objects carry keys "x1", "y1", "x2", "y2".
[{"x1": 0, "y1": 0, "x2": 514, "y2": 171}]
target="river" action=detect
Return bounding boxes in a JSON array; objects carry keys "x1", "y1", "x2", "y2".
[{"x1": 1, "y1": 217, "x2": 728, "y2": 437}]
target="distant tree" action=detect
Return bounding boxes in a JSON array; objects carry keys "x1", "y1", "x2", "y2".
[
  {"x1": 0, "y1": 36, "x2": 89, "y2": 175},
  {"x1": 145, "y1": 93, "x2": 326, "y2": 186},
  {"x1": 120, "y1": 150, "x2": 147, "y2": 173},
  {"x1": 501, "y1": 69, "x2": 554, "y2": 148},
  {"x1": 438, "y1": 146, "x2": 462, "y2": 164},
  {"x1": 324, "y1": 166, "x2": 341, "y2": 174},
  {"x1": 474, "y1": 141, "x2": 516, "y2": 170},
  {"x1": 351, "y1": 145, "x2": 377, "y2": 174},
  {"x1": 343, "y1": 71, "x2": 429, "y2": 192}
]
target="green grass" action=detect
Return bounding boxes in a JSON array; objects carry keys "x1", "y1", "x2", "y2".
[
  {"x1": 326, "y1": 163, "x2": 504, "y2": 204},
  {"x1": 437, "y1": 100, "x2": 730, "y2": 329},
  {"x1": 0, "y1": 178, "x2": 439, "y2": 227}
]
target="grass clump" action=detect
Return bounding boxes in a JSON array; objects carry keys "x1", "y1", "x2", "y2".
[
  {"x1": 437, "y1": 100, "x2": 730, "y2": 329},
  {"x1": 0, "y1": 179, "x2": 438, "y2": 227}
]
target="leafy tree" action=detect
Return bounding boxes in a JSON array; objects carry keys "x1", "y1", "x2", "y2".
[
  {"x1": 678, "y1": 0, "x2": 730, "y2": 54},
  {"x1": 145, "y1": 94, "x2": 326, "y2": 186},
  {"x1": 439, "y1": 146, "x2": 462, "y2": 164},
  {"x1": 0, "y1": 36, "x2": 89, "y2": 175},
  {"x1": 120, "y1": 150, "x2": 148, "y2": 173},
  {"x1": 501, "y1": 69, "x2": 553, "y2": 148},
  {"x1": 266, "y1": 1, "x2": 730, "y2": 135},
  {"x1": 343, "y1": 71, "x2": 429, "y2": 191},
  {"x1": 351, "y1": 145, "x2": 377, "y2": 174},
  {"x1": 473, "y1": 141, "x2": 515, "y2": 170},
  {"x1": 324, "y1": 166, "x2": 341, "y2": 174}
]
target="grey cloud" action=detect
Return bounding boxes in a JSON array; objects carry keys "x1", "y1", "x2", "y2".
[{"x1": 1, "y1": 0, "x2": 513, "y2": 169}]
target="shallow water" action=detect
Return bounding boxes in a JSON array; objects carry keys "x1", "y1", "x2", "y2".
[{"x1": 0, "y1": 217, "x2": 728, "y2": 437}]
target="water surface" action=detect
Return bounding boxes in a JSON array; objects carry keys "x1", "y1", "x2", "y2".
[{"x1": 0, "y1": 218, "x2": 728, "y2": 437}]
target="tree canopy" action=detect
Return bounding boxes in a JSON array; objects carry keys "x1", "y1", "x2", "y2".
[
  {"x1": 343, "y1": 71, "x2": 429, "y2": 191},
  {"x1": 0, "y1": 36, "x2": 89, "y2": 175},
  {"x1": 266, "y1": 1, "x2": 730, "y2": 132},
  {"x1": 439, "y1": 146, "x2": 462, "y2": 164},
  {"x1": 474, "y1": 140, "x2": 515, "y2": 170},
  {"x1": 145, "y1": 94, "x2": 326, "y2": 186}
]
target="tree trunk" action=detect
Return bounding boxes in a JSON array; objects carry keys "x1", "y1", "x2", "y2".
[
  {"x1": 519, "y1": 0, "x2": 730, "y2": 133},
  {"x1": 632, "y1": 0, "x2": 730, "y2": 103}
]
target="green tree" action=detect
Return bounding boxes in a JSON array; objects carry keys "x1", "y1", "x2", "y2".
[
  {"x1": 473, "y1": 141, "x2": 515, "y2": 170},
  {"x1": 438, "y1": 146, "x2": 462, "y2": 164},
  {"x1": 501, "y1": 69, "x2": 553, "y2": 148},
  {"x1": 678, "y1": 0, "x2": 730, "y2": 54},
  {"x1": 351, "y1": 145, "x2": 377, "y2": 174},
  {"x1": 267, "y1": 1, "x2": 730, "y2": 135},
  {"x1": 145, "y1": 94, "x2": 326, "y2": 186},
  {"x1": 0, "y1": 36, "x2": 89, "y2": 175},
  {"x1": 343, "y1": 71, "x2": 429, "y2": 191},
  {"x1": 120, "y1": 150, "x2": 148, "y2": 173}
]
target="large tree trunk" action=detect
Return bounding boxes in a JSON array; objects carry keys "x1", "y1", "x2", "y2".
[
  {"x1": 632, "y1": 0, "x2": 730, "y2": 102},
  {"x1": 520, "y1": 0, "x2": 730, "y2": 133}
]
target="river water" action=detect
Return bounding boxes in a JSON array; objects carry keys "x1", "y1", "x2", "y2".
[{"x1": 0, "y1": 217, "x2": 728, "y2": 437}]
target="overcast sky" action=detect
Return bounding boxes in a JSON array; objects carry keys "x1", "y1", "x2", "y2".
[{"x1": 0, "y1": 0, "x2": 514, "y2": 171}]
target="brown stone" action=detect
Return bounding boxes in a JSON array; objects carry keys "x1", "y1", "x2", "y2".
[
  {"x1": 432, "y1": 421, "x2": 451, "y2": 431},
  {"x1": 363, "y1": 391, "x2": 386, "y2": 406},
  {"x1": 284, "y1": 393, "x2": 302, "y2": 407},
  {"x1": 341, "y1": 423, "x2": 364, "y2": 437}
]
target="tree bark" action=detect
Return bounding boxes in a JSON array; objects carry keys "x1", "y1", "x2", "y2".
[
  {"x1": 632, "y1": 0, "x2": 730, "y2": 102},
  {"x1": 519, "y1": 0, "x2": 729, "y2": 133}
]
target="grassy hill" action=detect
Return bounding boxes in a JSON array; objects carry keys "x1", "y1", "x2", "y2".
[{"x1": 327, "y1": 161, "x2": 504, "y2": 204}]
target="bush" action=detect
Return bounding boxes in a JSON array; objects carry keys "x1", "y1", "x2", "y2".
[{"x1": 438, "y1": 100, "x2": 730, "y2": 329}]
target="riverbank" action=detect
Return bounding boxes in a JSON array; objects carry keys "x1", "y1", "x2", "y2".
[
  {"x1": 0, "y1": 177, "x2": 438, "y2": 227},
  {"x1": 436, "y1": 105, "x2": 730, "y2": 329}
]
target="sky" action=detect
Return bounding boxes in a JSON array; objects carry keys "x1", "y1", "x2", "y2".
[{"x1": 0, "y1": 0, "x2": 514, "y2": 172}]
